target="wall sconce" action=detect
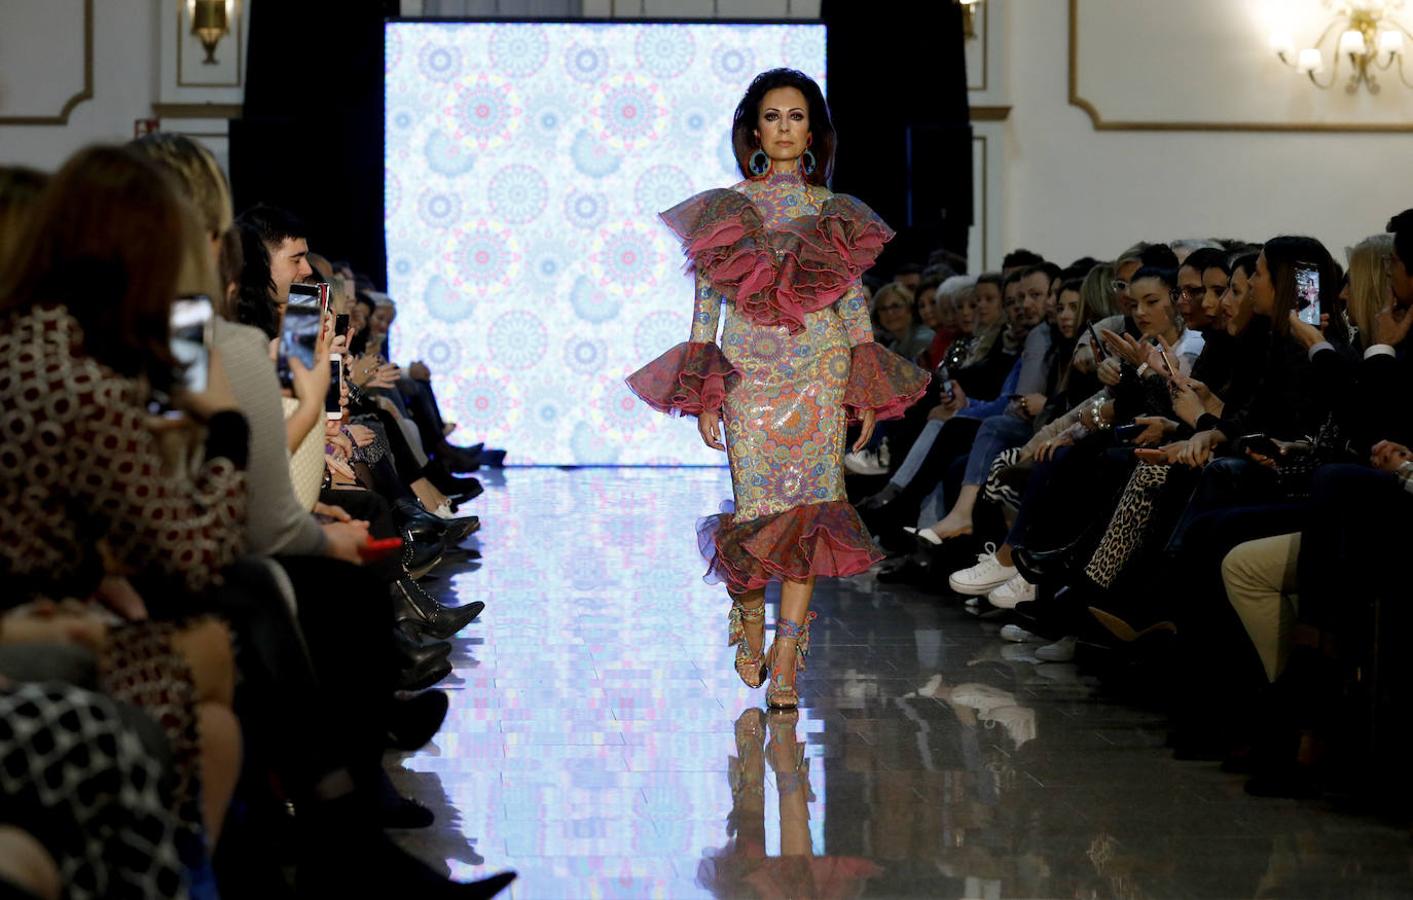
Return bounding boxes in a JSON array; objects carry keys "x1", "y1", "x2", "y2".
[
  {"x1": 188, "y1": 0, "x2": 236, "y2": 65},
  {"x1": 957, "y1": 0, "x2": 982, "y2": 41},
  {"x1": 1270, "y1": 1, "x2": 1413, "y2": 94}
]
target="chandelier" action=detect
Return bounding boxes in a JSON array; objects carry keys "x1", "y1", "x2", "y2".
[{"x1": 1270, "y1": 1, "x2": 1413, "y2": 93}]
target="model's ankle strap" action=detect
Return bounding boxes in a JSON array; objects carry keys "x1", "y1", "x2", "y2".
[{"x1": 776, "y1": 617, "x2": 805, "y2": 640}]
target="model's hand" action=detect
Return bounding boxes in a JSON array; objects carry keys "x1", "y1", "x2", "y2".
[
  {"x1": 852, "y1": 408, "x2": 877, "y2": 453},
  {"x1": 697, "y1": 410, "x2": 725, "y2": 452}
]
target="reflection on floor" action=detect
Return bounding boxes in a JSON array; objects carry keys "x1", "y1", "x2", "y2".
[{"x1": 392, "y1": 467, "x2": 1413, "y2": 898}]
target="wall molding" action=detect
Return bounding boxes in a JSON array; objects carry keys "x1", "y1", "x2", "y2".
[
  {"x1": 969, "y1": 105, "x2": 1010, "y2": 122},
  {"x1": 0, "y1": 0, "x2": 93, "y2": 126},
  {"x1": 153, "y1": 102, "x2": 242, "y2": 119},
  {"x1": 1067, "y1": 0, "x2": 1413, "y2": 134}
]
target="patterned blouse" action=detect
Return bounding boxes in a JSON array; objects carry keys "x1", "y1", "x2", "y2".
[{"x1": 0, "y1": 305, "x2": 248, "y2": 601}]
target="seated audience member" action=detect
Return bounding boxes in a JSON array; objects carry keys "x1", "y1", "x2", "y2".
[{"x1": 871, "y1": 281, "x2": 934, "y2": 362}]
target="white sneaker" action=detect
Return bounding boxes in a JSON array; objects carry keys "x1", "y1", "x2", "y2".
[
  {"x1": 844, "y1": 450, "x2": 888, "y2": 476},
  {"x1": 999, "y1": 623, "x2": 1043, "y2": 643},
  {"x1": 986, "y1": 573, "x2": 1037, "y2": 610},
  {"x1": 1035, "y1": 635, "x2": 1077, "y2": 662},
  {"x1": 878, "y1": 439, "x2": 891, "y2": 469},
  {"x1": 947, "y1": 544, "x2": 1016, "y2": 596}
]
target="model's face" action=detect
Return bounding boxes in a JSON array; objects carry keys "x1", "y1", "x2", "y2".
[
  {"x1": 1201, "y1": 267, "x2": 1230, "y2": 326},
  {"x1": 1018, "y1": 272, "x2": 1049, "y2": 328},
  {"x1": 955, "y1": 293, "x2": 978, "y2": 334},
  {"x1": 1131, "y1": 278, "x2": 1177, "y2": 338},
  {"x1": 1223, "y1": 269, "x2": 1253, "y2": 336},
  {"x1": 916, "y1": 287, "x2": 940, "y2": 329},
  {"x1": 1114, "y1": 258, "x2": 1142, "y2": 316},
  {"x1": 876, "y1": 292, "x2": 913, "y2": 334},
  {"x1": 1250, "y1": 252, "x2": 1276, "y2": 317},
  {"x1": 1056, "y1": 290, "x2": 1082, "y2": 339},
  {"x1": 755, "y1": 86, "x2": 809, "y2": 166},
  {"x1": 975, "y1": 283, "x2": 1002, "y2": 327}
]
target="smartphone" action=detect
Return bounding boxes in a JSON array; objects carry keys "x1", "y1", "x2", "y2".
[
  {"x1": 315, "y1": 282, "x2": 331, "y2": 316},
  {"x1": 358, "y1": 536, "x2": 403, "y2": 562},
  {"x1": 277, "y1": 288, "x2": 323, "y2": 388},
  {"x1": 170, "y1": 295, "x2": 213, "y2": 395},
  {"x1": 1114, "y1": 422, "x2": 1146, "y2": 443},
  {"x1": 334, "y1": 313, "x2": 350, "y2": 338},
  {"x1": 1087, "y1": 323, "x2": 1108, "y2": 360},
  {"x1": 1294, "y1": 261, "x2": 1321, "y2": 327},
  {"x1": 325, "y1": 355, "x2": 343, "y2": 420},
  {"x1": 1157, "y1": 343, "x2": 1177, "y2": 377},
  {"x1": 937, "y1": 364, "x2": 954, "y2": 402},
  {"x1": 1237, "y1": 433, "x2": 1281, "y2": 458}
]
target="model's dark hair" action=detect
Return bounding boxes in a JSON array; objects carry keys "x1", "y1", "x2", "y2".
[
  {"x1": 0, "y1": 145, "x2": 188, "y2": 388},
  {"x1": 1261, "y1": 235, "x2": 1337, "y2": 337},
  {"x1": 731, "y1": 69, "x2": 835, "y2": 186},
  {"x1": 1386, "y1": 208, "x2": 1413, "y2": 268},
  {"x1": 1181, "y1": 247, "x2": 1230, "y2": 278}
]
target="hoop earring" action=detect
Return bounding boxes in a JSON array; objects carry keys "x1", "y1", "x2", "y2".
[
  {"x1": 748, "y1": 149, "x2": 770, "y2": 178},
  {"x1": 801, "y1": 149, "x2": 817, "y2": 178}
]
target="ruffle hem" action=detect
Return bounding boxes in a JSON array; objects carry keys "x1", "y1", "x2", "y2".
[
  {"x1": 697, "y1": 499, "x2": 884, "y2": 594},
  {"x1": 625, "y1": 341, "x2": 740, "y2": 417},
  {"x1": 842, "y1": 342, "x2": 931, "y2": 423},
  {"x1": 660, "y1": 189, "x2": 893, "y2": 335}
]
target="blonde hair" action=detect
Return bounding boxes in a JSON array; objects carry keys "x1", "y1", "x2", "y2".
[
  {"x1": 869, "y1": 281, "x2": 915, "y2": 329},
  {"x1": 129, "y1": 133, "x2": 233, "y2": 237},
  {"x1": 1080, "y1": 262, "x2": 1118, "y2": 319},
  {"x1": 1346, "y1": 234, "x2": 1393, "y2": 347}
]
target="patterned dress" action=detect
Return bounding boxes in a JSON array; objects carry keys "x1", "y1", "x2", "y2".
[{"x1": 628, "y1": 168, "x2": 928, "y2": 593}]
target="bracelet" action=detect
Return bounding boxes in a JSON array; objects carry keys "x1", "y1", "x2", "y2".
[{"x1": 1089, "y1": 397, "x2": 1111, "y2": 431}]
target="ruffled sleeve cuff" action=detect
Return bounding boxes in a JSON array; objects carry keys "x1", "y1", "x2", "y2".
[
  {"x1": 626, "y1": 341, "x2": 740, "y2": 418},
  {"x1": 843, "y1": 342, "x2": 930, "y2": 423}
]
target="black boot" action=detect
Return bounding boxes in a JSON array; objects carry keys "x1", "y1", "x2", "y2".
[
  {"x1": 402, "y1": 531, "x2": 445, "y2": 580},
  {"x1": 387, "y1": 690, "x2": 450, "y2": 751},
  {"x1": 393, "y1": 579, "x2": 484, "y2": 640},
  {"x1": 424, "y1": 459, "x2": 485, "y2": 502}
]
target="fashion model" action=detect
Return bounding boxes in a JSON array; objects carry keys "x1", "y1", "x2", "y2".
[{"x1": 627, "y1": 69, "x2": 929, "y2": 709}]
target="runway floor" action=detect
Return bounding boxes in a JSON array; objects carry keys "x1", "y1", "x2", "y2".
[{"x1": 393, "y1": 467, "x2": 1413, "y2": 899}]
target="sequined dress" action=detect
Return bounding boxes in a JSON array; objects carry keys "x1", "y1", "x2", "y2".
[{"x1": 628, "y1": 169, "x2": 928, "y2": 592}]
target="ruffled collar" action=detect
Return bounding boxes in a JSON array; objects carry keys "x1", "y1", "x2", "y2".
[{"x1": 761, "y1": 164, "x2": 806, "y2": 186}]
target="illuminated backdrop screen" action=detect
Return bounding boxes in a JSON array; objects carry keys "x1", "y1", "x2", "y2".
[{"x1": 384, "y1": 21, "x2": 826, "y2": 465}]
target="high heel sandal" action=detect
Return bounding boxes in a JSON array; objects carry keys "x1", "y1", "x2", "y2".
[
  {"x1": 729, "y1": 599, "x2": 769, "y2": 688},
  {"x1": 765, "y1": 612, "x2": 817, "y2": 710}
]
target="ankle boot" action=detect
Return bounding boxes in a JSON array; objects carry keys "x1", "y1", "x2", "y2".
[
  {"x1": 402, "y1": 531, "x2": 445, "y2": 580},
  {"x1": 393, "y1": 579, "x2": 484, "y2": 640}
]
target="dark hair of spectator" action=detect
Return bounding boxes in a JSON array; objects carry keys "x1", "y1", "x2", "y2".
[
  {"x1": 1138, "y1": 243, "x2": 1180, "y2": 270},
  {"x1": 1181, "y1": 247, "x2": 1231, "y2": 278},
  {"x1": 1001, "y1": 268, "x2": 1027, "y2": 290},
  {"x1": 1230, "y1": 252, "x2": 1259, "y2": 281},
  {"x1": 731, "y1": 69, "x2": 835, "y2": 186},
  {"x1": 236, "y1": 203, "x2": 308, "y2": 250},
  {"x1": 1386, "y1": 208, "x2": 1413, "y2": 269},
  {"x1": 1129, "y1": 266, "x2": 1179, "y2": 292},
  {"x1": 1260, "y1": 235, "x2": 1338, "y2": 338},
  {"x1": 235, "y1": 221, "x2": 279, "y2": 339},
  {"x1": 977, "y1": 272, "x2": 1004, "y2": 290},
  {"x1": 1002, "y1": 248, "x2": 1045, "y2": 269},
  {"x1": 216, "y1": 226, "x2": 244, "y2": 321},
  {"x1": 0, "y1": 146, "x2": 186, "y2": 388}
]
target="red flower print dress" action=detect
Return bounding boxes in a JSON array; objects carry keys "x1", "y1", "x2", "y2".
[{"x1": 627, "y1": 168, "x2": 929, "y2": 593}]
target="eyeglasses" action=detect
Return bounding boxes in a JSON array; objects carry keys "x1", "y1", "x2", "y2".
[
  {"x1": 877, "y1": 304, "x2": 909, "y2": 313},
  {"x1": 1110, "y1": 280, "x2": 1129, "y2": 293},
  {"x1": 1178, "y1": 286, "x2": 1206, "y2": 301}
]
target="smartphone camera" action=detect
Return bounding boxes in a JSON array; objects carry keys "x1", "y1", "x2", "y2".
[
  {"x1": 170, "y1": 295, "x2": 213, "y2": 395},
  {"x1": 325, "y1": 356, "x2": 343, "y2": 420},
  {"x1": 1294, "y1": 262, "x2": 1321, "y2": 327}
]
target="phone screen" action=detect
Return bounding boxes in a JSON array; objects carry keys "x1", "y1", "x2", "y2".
[
  {"x1": 277, "y1": 291, "x2": 323, "y2": 387},
  {"x1": 170, "y1": 296, "x2": 213, "y2": 394},
  {"x1": 1294, "y1": 262, "x2": 1321, "y2": 327},
  {"x1": 335, "y1": 313, "x2": 350, "y2": 338},
  {"x1": 1088, "y1": 323, "x2": 1107, "y2": 360},
  {"x1": 324, "y1": 357, "x2": 342, "y2": 419}
]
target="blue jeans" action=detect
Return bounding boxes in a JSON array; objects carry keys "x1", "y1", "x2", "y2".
[
  {"x1": 889, "y1": 418, "x2": 944, "y2": 488},
  {"x1": 963, "y1": 414, "x2": 1034, "y2": 487}
]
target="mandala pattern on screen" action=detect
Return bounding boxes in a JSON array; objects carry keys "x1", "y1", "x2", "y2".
[{"x1": 386, "y1": 22, "x2": 825, "y2": 465}]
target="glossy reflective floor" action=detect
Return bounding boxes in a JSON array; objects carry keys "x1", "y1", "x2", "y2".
[{"x1": 392, "y1": 468, "x2": 1413, "y2": 899}]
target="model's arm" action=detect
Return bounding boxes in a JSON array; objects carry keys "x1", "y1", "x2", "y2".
[
  {"x1": 837, "y1": 279, "x2": 930, "y2": 423},
  {"x1": 625, "y1": 272, "x2": 738, "y2": 418}
]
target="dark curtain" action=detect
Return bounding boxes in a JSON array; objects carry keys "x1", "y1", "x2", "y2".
[
  {"x1": 230, "y1": 0, "x2": 400, "y2": 288},
  {"x1": 821, "y1": 0, "x2": 972, "y2": 276}
]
